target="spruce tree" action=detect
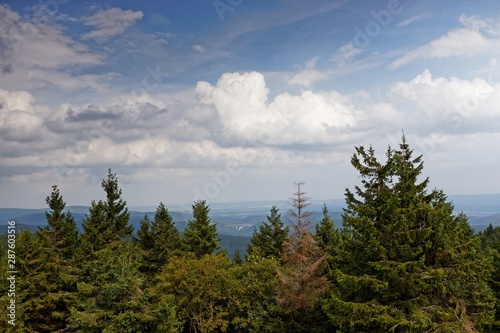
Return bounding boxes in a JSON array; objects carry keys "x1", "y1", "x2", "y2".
[
  {"x1": 72, "y1": 170, "x2": 156, "y2": 331},
  {"x1": 315, "y1": 203, "x2": 341, "y2": 257},
  {"x1": 325, "y1": 137, "x2": 494, "y2": 332},
  {"x1": 247, "y1": 205, "x2": 289, "y2": 261},
  {"x1": 182, "y1": 200, "x2": 220, "y2": 258},
  {"x1": 81, "y1": 169, "x2": 132, "y2": 252},
  {"x1": 479, "y1": 223, "x2": 500, "y2": 331},
  {"x1": 151, "y1": 202, "x2": 181, "y2": 262},
  {"x1": 30, "y1": 185, "x2": 80, "y2": 332},
  {"x1": 138, "y1": 202, "x2": 181, "y2": 274},
  {"x1": 277, "y1": 182, "x2": 329, "y2": 332},
  {"x1": 0, "y1": 186, "x2": 80, "y2": 332}
]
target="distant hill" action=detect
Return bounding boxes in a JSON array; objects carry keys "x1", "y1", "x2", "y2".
[{"x1": 1, "y1": 194, "x2": 499, "y2": 235}]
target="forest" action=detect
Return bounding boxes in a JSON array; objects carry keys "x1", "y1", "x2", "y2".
[{"x1": 1, "y1": 138, "x2": 500, "y2": 333}]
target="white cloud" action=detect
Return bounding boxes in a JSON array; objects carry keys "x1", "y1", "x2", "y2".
[
  {"x1": 389, "y1": 15, "x2": 500, "y2": 69},
  {"x1": 83, "y1": 7, "x2": 143, "y2": 42},
  {"x1": 0, "y1": 5, "x2": 114, "y2": 91},
  {"x1": 0, "y1": 89, "x2": 43, "y2": 141},
  {"x1": 287, "y1": 57, "x2": 329, "y2": 87},
  {"x1": 396, "y1": 13, "x2": 430, "y2": 27},
  {"x1": 192, "y1": 44, "x2": 206, "y2": 53},
  {"x1": 2, "y1": 69, "x2": 500, "y2": 207},
  {"x1": 197, "y1": 71, "x2": 357, "y2": 145},
  {"x1": 390, "y1": 69, "x2": 498, "y2": 133}
]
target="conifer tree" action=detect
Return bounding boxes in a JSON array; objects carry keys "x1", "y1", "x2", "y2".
[
  {"x1": 0, "y1": 228, "x2": 46, "y2": 332},
  {"x1": 277, "y1": 182, "x2": 329, "y2": 332},
  {"x1": 30, "y1": 185, "x2": 80, "y2": 332},
  {"x1": 70, "y1": 241, "x2": 163, "y2": 332},
  {"x1": 479, "y1": 223, "x2": 500, "y2": 331},
  {"x1": 315, "y1": 203, "x2": 340, "y2": 256},
  {"x1": 0, "y1": 186, "x2": 80, "y2": 332},
  {"x1": 138, "y1": 202, "x2": 181, "y2": 274},
  {"x1": 325, "y1": 137, "x2": 494, "y2": 332},
  {"x1": 247, "y1": 205, "x2": 289, "y2": 260},
  {"x1": 72, "y1": 170, "x2": 157, "y2": 331},
  {"x1": 182, "y1": 200, "x2": 220, "y2": 258},
  {"x1": 81, "y1": 169, "x2": 132, "y2": 252}
]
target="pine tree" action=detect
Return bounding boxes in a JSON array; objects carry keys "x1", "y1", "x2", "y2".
[
  {"x1": 81, "y1": 169, "x2": 132, "y2": 252},
  {"x1": 138, "y1": 202, "x2": 181, "y2": 274},
  {"x1": 277, "y1": 182, "x2": 329, "y2": 332},
  {"x1": 29, "y1": 185, "x2": 80, "y2": 332},
  {"x1": 182, "y1": 200, "x2": 220, "y2": 259},
  {"x1": 325, "y1": 137, "x2": 494, "y2": 332},
  {"x1": 0, "y1": 186, "x2": 80, "y2": 332},
  {"x1": 151, "y1": 202, "x2": 181, "y2": 262},
  {"x1": 71, "y1": 170, "x2": 157, "y2": 331},
  {"x1": 315, "y1": 203, "x2": 341, "y2": 256},
  {"x1": 70, "y1": 241, "x2": 161, "y2": 332},
  {"x1": 0, "y1": 228, "x2": 46, "y2": 332},
  {"x1": 247, "y1": 205, "x2": 289, "y2": 261}
]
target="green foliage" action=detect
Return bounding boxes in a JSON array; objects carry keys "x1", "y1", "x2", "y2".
[
  {"x1": 232, "y1": 248, "x2": 243, "y2": 264},
  {"x1": 0, "y1": 186, "x2": 80, "y2": 332},
  {"x1": 156, "y1": 253, "x2": 284, "y2": 333},
  {"x1": 0, "y1": 229, "x2": 47, "y2": 332},
  {"x1": 82, "y1": 169, "x2": 132, "y2": 252},
  {"x1": 155, "y1": 254, "x2": 236, "y2": 332},
  {"x1": 70, "y1": 241, "x2": 171, "y2": 332},
  {"x1": 232, "y1": 256, "x2": 285, "y2": 332},
  {"x1": 2, "y1": 143, "x2": 498, "y2": 332},
  {"x1": 247, "y1": 205, "x2": 289, "y2": 261},
  {"x1": 138, "y1": 202, "x2": 181, "y2": 275},
  {"x1": 182, "y1": 200, "x2": 220, "y2": 258},
  {"x1": 325, "y1": 137, "x2": 495, "y2": 332},
  {"x1": 315, "y1": 203, "x2": 342, "y2": 261},
  {"x1": 480, "y1": 223, "x2": 500, "y2": 331}
]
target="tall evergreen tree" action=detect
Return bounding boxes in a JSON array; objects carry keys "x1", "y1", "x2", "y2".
[
  {"x1": 81, "y1": 169, "x2": 132, "y2": 252},
  {"x1": 277, "y1": 182, "x2": 329, "y2": 332},
  {"x1": 138, "y1": 202, "x2": 181, "y2": 274},
  {"x1": 315, "y1": 203, "x2": 341, "y2": 256},
  {"x1": 0, "y1": 228, "x2": 46, "y2": 333},
  {"x1": 71, "y1": 170, "x2": 155, "y2": 332},
  {"x1": 0, "y1": 186, "x2": 80, "y2": 332},
  {"x1": 182, "y1": 200, "x2": 220, "y2": 259},
  {"x1": 247, "y1": 205, "x2": 289, "y2": 261},
  {"x1": 325, "y1": 137, "x2": 494, "y2": 332},
  {"x1": 30, "y1": 185, "x2": 80, "y2": 332}
]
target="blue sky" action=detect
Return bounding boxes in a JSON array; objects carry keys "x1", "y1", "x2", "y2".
[{"x1": 1, "y1": 0, "x2": 500, "y2": 208}]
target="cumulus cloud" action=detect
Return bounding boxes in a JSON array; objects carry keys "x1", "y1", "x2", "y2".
[
  {"x1": 389, "y1": 15, "x2": 500, "y2": 69},
  {"x1": 2, "y1": 69, "x2": 500, "y2": 206},
  {"x1": 83, "y1": 7, "x2": 144, "y2": 42},
  {"x1": 390, "y1": 69, "x2": 498, "y2": 134},
  {"x1": 197, "y1": 71, "x2": 357, "y2": 146}
]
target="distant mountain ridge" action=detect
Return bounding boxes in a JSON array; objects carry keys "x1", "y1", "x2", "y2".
[{"x1": 1, "y1": 194, "x2": 499, "y2": 235}]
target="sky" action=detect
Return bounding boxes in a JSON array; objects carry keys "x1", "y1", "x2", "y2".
[{"x1": 1, "y1": 0, "x2": 500, "y2": 208}]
